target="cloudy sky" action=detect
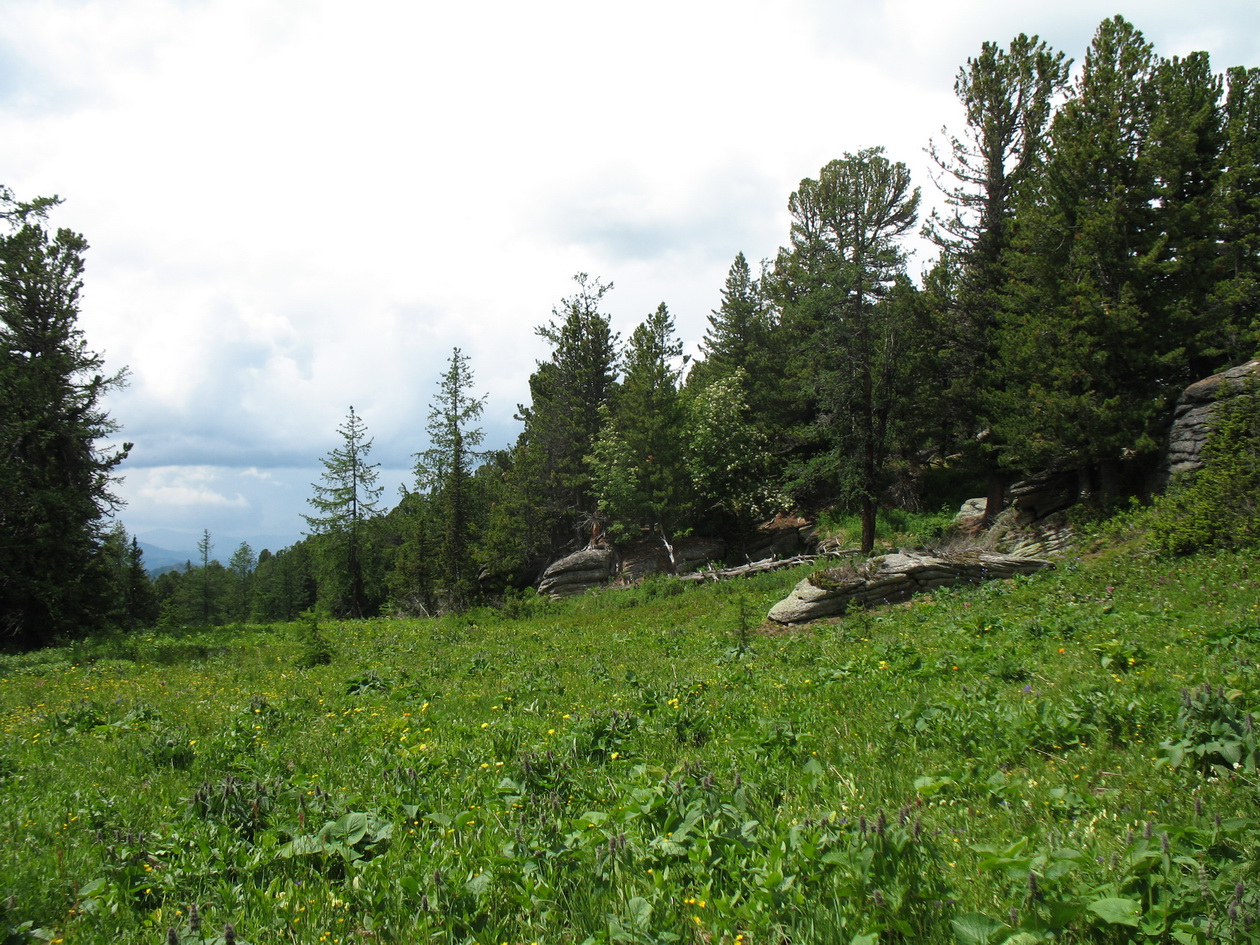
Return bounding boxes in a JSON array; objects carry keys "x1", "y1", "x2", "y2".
[{"x1": 3, "y1": 0, "x2": 1258, "y2": 556}]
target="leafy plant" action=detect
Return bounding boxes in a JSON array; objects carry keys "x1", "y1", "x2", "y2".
[
  {"x1": 294, "y1": 609, "x2": 334, "y2": 668},
  {"x1": 1152, "y1": 383, "x2": 1260, "y2": 555},
  {"x1": 1160, "y1": 682, "x2": 1258, "y2": 776}
]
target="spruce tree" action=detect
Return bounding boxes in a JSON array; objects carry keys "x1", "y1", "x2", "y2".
[
  {"x1": 588, "y1": 303, "x2": 688, "y2": 542},
  {"x1": 227, "y1": 541, "x2": 257, "y2": 622},
  {"x1": 304, "y1": 407, "x2": 383, "y2": 618},
  {"x1": 692, "y1": 254, "x2": 771, "y2": 385},
  {"x1": 924, "y1": 34, "x2": 1070, "y2": 517},
  {"x1": 414, "y1": 348, "x2": 486, "y2": 610},
  {"x1": 774, "y1": 149, "x2": 920, "y2": 553},
  {"x1": 0, "y1": 188, "x2": 131, "y2": 647},
  {"x1": 493, "y1": 274, "x2": 620, "y2": 565}
]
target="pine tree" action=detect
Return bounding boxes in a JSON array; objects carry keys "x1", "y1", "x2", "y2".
[
  {"x1": 1211, "y1": 66, "x2": 1260, "y2": 358},
  {"x1": 588, "y1": 303, "x2": 688, "y2": 542},
  {"x1": 774, "y1": 149, "x2": 920, "y2": 552},
  {"x1": 1145, "y1": 51, "x2": 1226, "y2": 382},
  {"x1": 492, "y1": 274, "x2": 620, "y2": 566},
  {"x1": 304, "y1": 407, "x2": 383, "y2": 618},
  {"x1": 992, "y1": 17, "x2": 1230, "y2": 495},
  {"x1": 0, "y1": 188, "x2": 131, "y2": 647},
  {"x1": 414, "y1": 348, "x2": 486, "y2": 610},
  {"x1": 924, "y1": 34, "x2": 1070, "y2": 517}
]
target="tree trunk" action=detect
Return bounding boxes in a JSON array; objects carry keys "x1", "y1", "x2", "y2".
[
  {"x1": 983, "y1": 472, "x2": 1006, "y2": 527},
  {"x1": 860, "y1": 496, "x2": 876, "y2": 554}
]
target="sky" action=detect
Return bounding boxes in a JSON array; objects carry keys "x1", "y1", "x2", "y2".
[{"x1": 3, "y1": 0, "x2": 1259, "y2": 557}]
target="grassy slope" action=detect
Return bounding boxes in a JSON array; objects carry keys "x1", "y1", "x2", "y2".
[{"x1": 1, "y1": 535, "x2": 1259, "y2": 944}]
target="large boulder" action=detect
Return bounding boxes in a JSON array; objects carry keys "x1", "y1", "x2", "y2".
[
  {"x1": 767, "y1": 550, "x2": 1052, "y2": 625},
  {"x1": 619, "y1": 536, "x2": 727, "y2": 583},
  {"x1": 537, "y1": 537, "x2": 730, "y2": 597},
  {"x1": 537, "y1": 547, "x2": 616, "y2": 598},
  {"x1": 738, "y1": 514, "x2": 817, "y2": 561},
  {"x1": 1161, "y1": 359, "x2": 1260, "y2": 487}
]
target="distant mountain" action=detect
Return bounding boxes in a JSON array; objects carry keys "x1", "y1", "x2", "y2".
[
  {"x1": 132, "y1": 532, "x2": 300, "y2": 576},
  {"x1": 136, "y1": 541, "x2": 198, "y2": 575}
]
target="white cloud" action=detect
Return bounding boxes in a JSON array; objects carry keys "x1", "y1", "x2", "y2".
[
  {"x1": 135, "y1": 466, "x2": 249, "y2": 508},
  {"x1": 4, "y1": 0, "x2": 1257, "y2": 548}
]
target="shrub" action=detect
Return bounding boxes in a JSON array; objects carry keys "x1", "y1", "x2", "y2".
[
  {"x1": 295, "y1": 609, "x2": 334, "y2": 668},
  {"x1": 1152, "y1": 383, "x2": 1260, "y2": 555}
]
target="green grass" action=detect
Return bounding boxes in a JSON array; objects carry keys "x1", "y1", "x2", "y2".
[{"x1": 2, "y1": 542, "x2": 1260, "y2": 944}]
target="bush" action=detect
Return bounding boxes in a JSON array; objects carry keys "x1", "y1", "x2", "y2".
[
  {"x1": 1152, "y1": 383, "x2": 1260, "y2": 555},
  {"x1": 295, "y1": 609, "x2": 334, "y2": 668}
]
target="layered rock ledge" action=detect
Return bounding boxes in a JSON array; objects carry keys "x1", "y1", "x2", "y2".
[
  {"x1": 766, "y1": 550, "x2": 1053, "y2": 625},
  {"x1": 1161, "y1": 358, "x2": 1260, "y2": 487}
]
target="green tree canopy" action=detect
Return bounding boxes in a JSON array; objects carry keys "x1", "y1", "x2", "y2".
[
  {"x1": 304, "y1": 406, "x2": 384, "y2": 618},
  {"x1": 773, "y1": 148, "x2": 921, "y2": 552},
  {"x1": 0, "y1": 188, "x2": 131, "y2": 647},
  {"x1": 414, "y1": 347, "x2": 486, "y2": 610},
  {"x1": 589, "y1": 302, "x2": 688, "y2": 541}
]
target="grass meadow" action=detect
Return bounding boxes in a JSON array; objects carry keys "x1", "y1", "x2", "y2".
[{"x1": 2, "y1": 529, "x2": 1259, "y2": 944}]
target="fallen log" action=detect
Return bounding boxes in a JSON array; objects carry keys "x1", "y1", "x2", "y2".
[{"x1": 676, "y1": 551, "x2": 859, "y2": 584}]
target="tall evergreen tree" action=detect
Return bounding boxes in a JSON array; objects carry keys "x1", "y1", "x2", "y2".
[
  {"x1": 691, "y1": 254, "x2": 771, "y2": 383},
  {"x1": 1211, "y1": 65, "x2": 1260, "y2": 357},
  {"x1": 93, "y1": 524, "x2": 158, "y2": 630},
  {"x1": 227, "y1": 540, "x2": 257, "y2": 622},
  {"x1": 385, "y1": 491, "x2": 441, "y2": 616},
  {"x1": 774, "y1": 148, "x2": 921, "y2": 553},
  {"x1": 490, "y1": 274, "x2": 620, "y2": 570},
  {"x1": 925, "y1": 34, "x2": 1070, "y2": 517},
  {"x1": 1146, "y1": 51, "x2": 1226, "y2": 381},
  {"x1": 0, "y1": 188, "x2": 131, "y2": 647},
  {"x1": 414, "y1": 347, "x2": 486, "y2": 610},
  {"x1": 588, "y1": 303, "x2": 688, "y2": 542},
  {"x1": 304, "y1": 407, "x2": 383, "y2": 618},
  {"x1": 197, "y1": 529, "x2": 216, "y2": 625},
  {"x1": 250, "y1": 543, "x2": 317, "y2": 622},
  {"x1": 992, "y1": 17, "x2": 1229, "y2": 494}
]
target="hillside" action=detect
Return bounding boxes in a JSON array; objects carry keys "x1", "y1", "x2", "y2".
[{"x1": 1, "y1": 526, "x2": 1258, "y2": 944}]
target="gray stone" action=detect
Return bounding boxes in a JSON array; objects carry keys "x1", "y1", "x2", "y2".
[
  {"x1": 766, "y1": 550, "x2": 1053, "y2": 625},
  {"x1": 1161, "y1": 359, "x2": 1260, "y2": 487},
  {"x1": 538, "y1": 547, "x2": 615, "y2": 598}
]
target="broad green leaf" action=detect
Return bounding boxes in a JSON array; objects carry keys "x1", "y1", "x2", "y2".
[
  {"x1": 1088, "y1": 897, "x2": 1141, "y2": 927},
  {"x1": 951, "y1": 913, "x2": 1005, "y2": 945},
  {"x1": 627, "y1": 896, "x2": 652, "y2": 930}
]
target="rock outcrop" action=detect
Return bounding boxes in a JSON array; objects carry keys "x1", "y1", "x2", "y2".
[
  {"x1": 537, "y1": 547, "x2": 616, "y2": 598},
  {"x1": 954, "y1": 471, "x2": 1079, "y2": 532},
  {"x1": 766, "y1": 550, "x2": 1052, "y2": 625},
  {"x1": 1161, "y1": 358, "x2": 1260, "y2": 487},
  {"x1": 535, "y1": 517, "x2": 822, "y2": 599},
  {"x1": 619, "y1": 536, "x2": 727, "y2": 583},
  {"x1": 737, "y1": 514, "x2": 817, "y2": 561}
]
